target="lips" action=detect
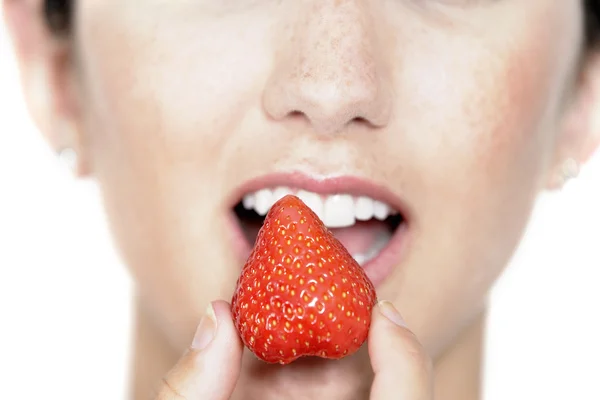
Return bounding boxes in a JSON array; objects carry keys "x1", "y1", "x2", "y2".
[{"x1": 227, "y1": 172, "x2": 411, "y2": 287}]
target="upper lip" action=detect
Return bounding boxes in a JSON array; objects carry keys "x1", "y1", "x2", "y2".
[{"x1": 227, "y1": 171, "x2": 411, "y2": 220}]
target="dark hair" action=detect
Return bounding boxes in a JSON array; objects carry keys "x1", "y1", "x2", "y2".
[{"x1": 45, "y1": 0, "x2": 600, "y2": 48}]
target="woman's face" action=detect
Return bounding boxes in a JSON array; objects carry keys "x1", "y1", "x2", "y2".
[{"x1": 68, "y1": 1, "x2": 585, "y2": 357}]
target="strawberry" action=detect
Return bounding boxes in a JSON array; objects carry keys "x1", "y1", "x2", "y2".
[{"x1": 231, "y1": 194, "x2": 377, "y2": 365}]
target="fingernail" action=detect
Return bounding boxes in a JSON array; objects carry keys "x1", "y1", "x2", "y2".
[
  {"x1": 191, "y1": 303, "x2": 217, "y2": 350},
  {"x1": 378, "y1": 300, "x2": 407, "y2": 327}
]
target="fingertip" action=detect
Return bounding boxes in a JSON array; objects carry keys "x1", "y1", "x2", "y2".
[
  {"x1": 369, "y1": 300, "x2": 427, "y2": 372},
  {"x1": 376, "y1": 300, "x2": 407, "y2": 328}
]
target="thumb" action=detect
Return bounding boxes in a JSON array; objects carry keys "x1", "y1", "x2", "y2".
[
  {"x1": 156, "y1": 300, "x2": 243, "y2": 400},
  {"x1": 368, "y1": 301, "x2": 433, "y2": 400}
]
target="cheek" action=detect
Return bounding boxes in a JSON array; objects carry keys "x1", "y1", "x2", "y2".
[{"x1": 384, "y1": 5, "x2": 580, "y2": 353}]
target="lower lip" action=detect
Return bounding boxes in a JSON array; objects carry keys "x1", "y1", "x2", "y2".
[{"x1": 226, "y1": 211, "x2": 410, "y2": 288}]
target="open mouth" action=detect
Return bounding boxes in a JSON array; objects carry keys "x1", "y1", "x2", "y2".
[{"x1": 232, "y1": 186, "x2": 406, "y2": 268}]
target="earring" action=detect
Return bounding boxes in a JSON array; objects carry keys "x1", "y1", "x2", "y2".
[
  {"x1": 57, "y1": 147, "x2": 78, "y2": 174},
  {"x1": 560, "y1": 158, "x2": 580, "y2": 183}
]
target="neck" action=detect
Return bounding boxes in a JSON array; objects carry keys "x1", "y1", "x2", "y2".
[{"x1": 131, "y1": 303, "x2": 484, "y2": 400}]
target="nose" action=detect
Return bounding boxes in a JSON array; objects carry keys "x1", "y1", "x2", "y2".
[{"x1": 263, "y1": 0, "x2": 393, "y2": 136}]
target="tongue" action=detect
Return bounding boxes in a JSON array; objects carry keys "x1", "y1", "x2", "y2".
[
  {"x1": 240, "y1": 217, "x2": 391, "y2": 260},
  {"x1": 329, "y1": 220, "x2": 391, "y2": 257}
]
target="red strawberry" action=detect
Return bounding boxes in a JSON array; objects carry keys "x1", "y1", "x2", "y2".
[{"x1": 231, "y1": 194, "x2": 377, "y2": 365}]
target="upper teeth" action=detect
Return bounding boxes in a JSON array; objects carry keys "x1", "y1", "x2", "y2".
[{"x1": 241, "y1": 187, "x2": 397, "y2": 228}]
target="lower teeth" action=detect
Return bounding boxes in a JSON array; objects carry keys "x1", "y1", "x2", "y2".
[{"x1": 352, "y1": 231, "x2": 392, "y2": 266}]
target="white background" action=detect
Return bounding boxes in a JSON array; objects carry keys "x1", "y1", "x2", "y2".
[{"x1": 1, "y1": 11, "x2": 599, "y2": 400}]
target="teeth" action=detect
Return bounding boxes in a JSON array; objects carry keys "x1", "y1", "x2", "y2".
[
  {"x1": 373, "y1": 200, "x2": 391, "y2": 221},
  {"x1": 254, "y1": 189, "x2": 272, "y2": 216},
  {"x1": 355, "y1": 196, "x2": 374, "y2": 221},
  {"x1": 352, "y1": 231, "x2": 392, "y2": 266},
  {"x1": 353, "y1": 253, "x2": 367, "y2": 265},
  {"x1": 242, "y1": 193, "x2": 255, "y2": 210},
  {"x1": 323, "y1": 194, "x2": 355, "y2": 228},
  {"x1": 297, "y1": 190, "x2": 325, "y2": 221},
  {"x1": 273, "y1": 186, "x2": 293, "y2": 204},
  {"x1": 240, "y1": 188, "x2": 396, "y2": 228}
]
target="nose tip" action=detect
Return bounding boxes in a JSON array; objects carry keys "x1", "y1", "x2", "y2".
[
  {"x1": 262, "y1": 2, "x2": 392, "y2": 136},
  {"x1": 264, "y1": 70, "x2": 392, "y2": 135}
]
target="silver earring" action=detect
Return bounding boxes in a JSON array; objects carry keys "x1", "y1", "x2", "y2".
[
  {"x1": 58, "y1": 147, "x2": 78, "y2": 174},
  {"x1": 561, "y1": 158, "x2": 579, "y2": 183}
]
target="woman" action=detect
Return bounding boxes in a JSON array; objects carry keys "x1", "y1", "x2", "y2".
[{"x1": 3, "y1": 0, "x2": 599, "y2": 399}]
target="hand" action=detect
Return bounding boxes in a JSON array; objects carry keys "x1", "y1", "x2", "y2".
[
  {"x1": 368, "y1": 301, "x2": 434, "y2": 400},
  {"x1": 154, "y1": 300, "x2": 432, "y2": 400},
  {"x1": 155, "y1": 300, "x2": 244, "y2": 400}
]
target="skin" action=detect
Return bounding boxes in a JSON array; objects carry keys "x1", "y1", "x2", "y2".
[{"x1": 4, "y1": 0, "x2": 600, "y2": 399}]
